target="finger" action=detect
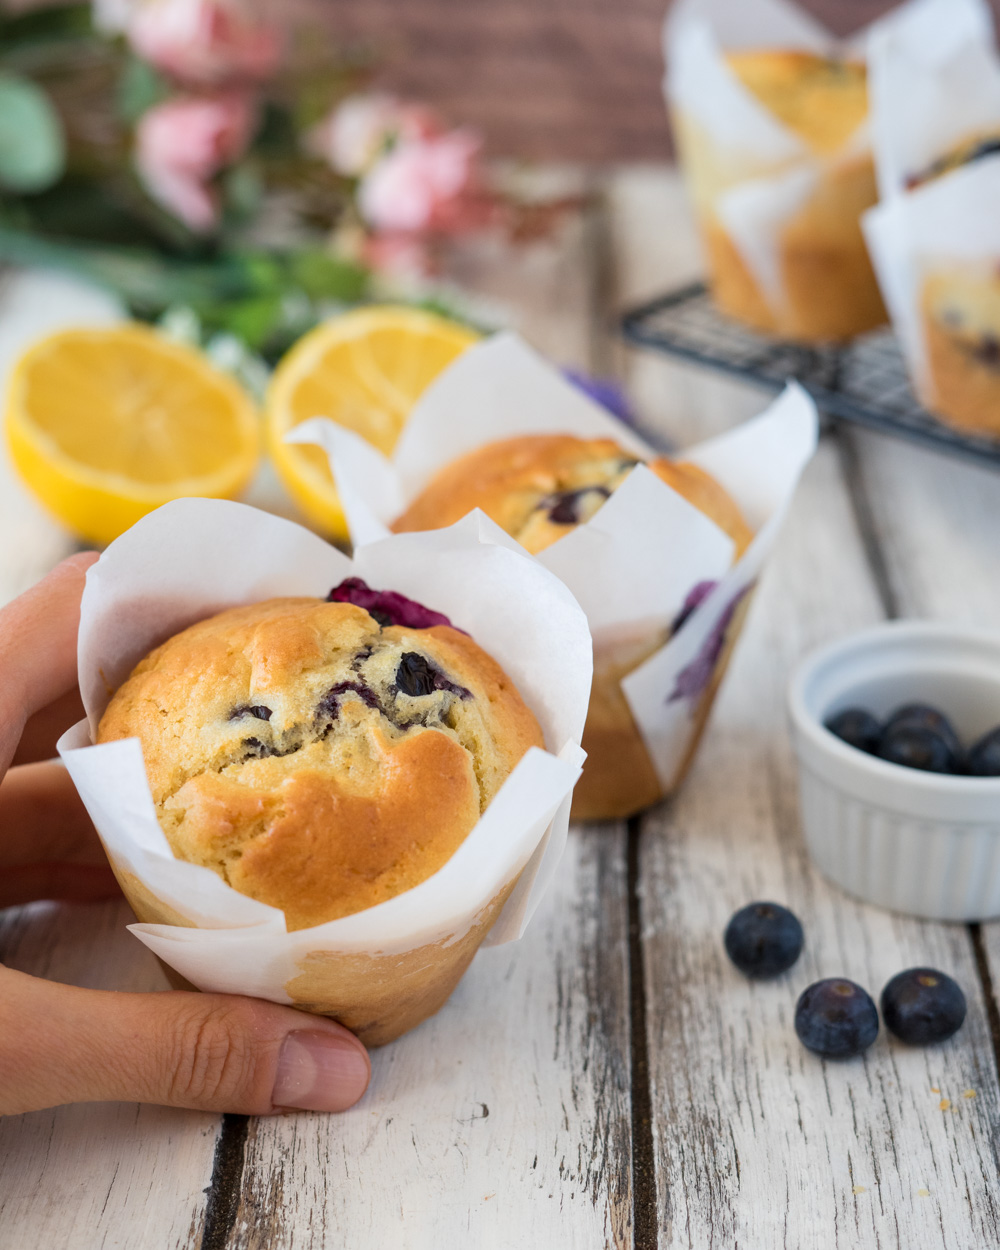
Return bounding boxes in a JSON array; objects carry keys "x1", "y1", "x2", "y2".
[
  {"x1": 0, "y1": 762, "x2": 117, "y2": 905},
  {"x1": 0, "y1": 967, "x2": 372, "y2": 1116},
  {"x1": 13, "y1": 687, "x2": 86, "y2": 766},
  {"x1": 0, "y1": 552, "x2": 98, "y2": 773}
]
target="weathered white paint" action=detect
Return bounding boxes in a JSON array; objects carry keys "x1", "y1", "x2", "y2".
[
  {"x1": 228, "y1": 829, "x2": 632, "y2": 1250},
  {"x1": 613, "y1": 173, "x2": 1000, "y2": 1249}
]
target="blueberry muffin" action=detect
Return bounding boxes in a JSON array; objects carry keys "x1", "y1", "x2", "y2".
[
  {"x1": 903, "y1": 134, "x2": 1000, "y2": 435},
  {"x1": 97, "y1": 581, "x2": 544, "y2": 931},
  {"x1": 673, "y1": 49, "x2": 884, "y2": 342},
  {"x1": 392, "y1": 434, "x2": 753, "y2": 558},
  {"x1": 393, "y1": 435, "x2": 753, "y2": 821}
]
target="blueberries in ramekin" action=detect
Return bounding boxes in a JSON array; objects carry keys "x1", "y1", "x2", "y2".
[
  {"x1": 880, "y1": 968, "x2": 967, "y2": 1045},
  {"x1": 724, "y1": 902, "x2": 804, "y2": 978},
  {"x1": 967, "y1": 726, "x2": 1000, "y2": 776},
  {"x1": 795, "y1": 978, "x2": 879, "y2": 1058},
  {"x1": 825, "y1": 707, "x2": 882, "y2": 755},
  {"x1": 821, "y1": 701, "x2": 1000, "y2": 776}
]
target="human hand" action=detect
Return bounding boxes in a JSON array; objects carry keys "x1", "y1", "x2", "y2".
[{"x1": 0, "y1": 554, "x2": 370, "y2": 1117}]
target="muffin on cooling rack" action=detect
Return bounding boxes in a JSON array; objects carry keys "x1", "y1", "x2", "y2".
[
  {"x1": 97, "y1": 584, "x2": 544, "y2": 931},
  {"x1": 673, "y1": 48, "x2": 885, "y2": 342},
  {"x1": 901, "y1": 136, "x2": 1000, "y2": 436},
  {"x1": 393, "y1": 433, "x2": 753, "y2": 820}
]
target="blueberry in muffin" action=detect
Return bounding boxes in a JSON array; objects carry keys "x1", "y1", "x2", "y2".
[{"x1": 97, "y1": 580, "x2": 544, "y2": 930}]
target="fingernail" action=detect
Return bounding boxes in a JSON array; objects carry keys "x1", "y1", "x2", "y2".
[{"x1": 273, "y1": 1030, "x2": 370, "y2": 1112}]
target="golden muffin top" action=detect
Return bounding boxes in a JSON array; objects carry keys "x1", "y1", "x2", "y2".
[
  {"x1": 391, "y1": 434, "x2": 753, "y2": 559},
  {"x1": 97, "y1": 589, "x2": 544, "y2": 931},
  {"x1": 726, "y1": 49, "x2": 869, "y2": 155}
]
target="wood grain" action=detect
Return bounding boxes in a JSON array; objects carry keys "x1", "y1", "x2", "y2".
[
  {"x1": 609, "y1": 172, "x2": 1000, "y2": 1247},
  {"x1": 840, "y1": 427, "x2": 1000, "y2": 1117},
  {"x1": 223, "y1": 828, "x2": 633, "y2": 1249}
]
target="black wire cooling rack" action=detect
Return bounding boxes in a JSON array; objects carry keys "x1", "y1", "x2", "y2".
[{"x1": 621, "y1": 283, "x2": 1000, "y2": 471}]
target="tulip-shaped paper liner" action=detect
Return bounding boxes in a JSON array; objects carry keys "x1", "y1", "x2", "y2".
[
  {"x1": 864, "y1": 0, "x2": 1000, "y2": 423},
  {"x1": 664, "y1": 0, "x2": 882, "y2": 334},
  {"x1": 57, "y1": 498, "x2": 592, "y2": 1046},
  {"x1": 290, "y1": 333, "x2": 819, "y2": 819},
  {"x1": 867, "y1": 0, "x2": 1000, "y2": 200}
]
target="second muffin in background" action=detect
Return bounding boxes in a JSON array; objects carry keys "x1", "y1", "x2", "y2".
[{"x1": 393, "y1": 433, "x2": 753, "y2": 820}]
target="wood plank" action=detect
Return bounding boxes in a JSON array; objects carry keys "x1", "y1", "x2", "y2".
[
  {"x1": 842, "y1": 427, "x2": 1000, "y2": 1085},
  {"x1": 609, "y1": 169, "x2": 1000, "y2": 1246},
  {"x1": 224, "y1": 826, "x2": 633, "y2": 1250},
  {"x1": 0, "y1": 900, "x2": 219, "y2": 1250}
]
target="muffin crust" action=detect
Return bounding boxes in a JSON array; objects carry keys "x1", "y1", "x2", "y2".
[
  {"x1": 98, "y1": 597, "x2": 544, "y2": 930},
  {"x1": 391, "y1": 434, "x2": 753, "y2": 557}
]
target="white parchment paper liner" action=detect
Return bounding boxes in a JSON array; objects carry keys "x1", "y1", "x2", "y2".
[
  {"x1": 663, "y1": 0, "x2": 876, "y2": 315},
  {"x1": 867, "y1": 0, "x2": 1000, "y2": 200},
  {"x1": 293, "y1": 333, "x2": 819, "y2": 794},
  {"x1": 57, "y1": 498, "x2": 592, "y2": 1008},
  {"x1": 862, "y1": 0, "x2": 1000, "y2": 399},
  {"x1": 863, "y1": 157, "x2": 1000, "y2": 398}
]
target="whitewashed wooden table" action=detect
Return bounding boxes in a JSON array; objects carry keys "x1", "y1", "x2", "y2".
[{"x1": 3, "y1": 167, "x2": 1000, "y2": 1250}]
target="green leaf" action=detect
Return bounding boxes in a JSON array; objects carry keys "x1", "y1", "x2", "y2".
[
  {"x1": 117, "y1": 56, "x2": 170, "y2": 124},
  {"x1": 0, "y1": 73, "x2": 65, "y2": 193},
  {"x1": 289, "y1": 249, "x2": 369, "y2": 302}
]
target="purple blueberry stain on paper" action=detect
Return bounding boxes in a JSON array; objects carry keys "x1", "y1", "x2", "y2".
[
  {"x1": 668, "y1": 583, "x2": 753, "y2": 706},
  {"x1": 670, "y1": 579, "x2": 719, "y2": 636},
  {"x1": 563, "y1": 369, "x2": 637, "y2": 426}
]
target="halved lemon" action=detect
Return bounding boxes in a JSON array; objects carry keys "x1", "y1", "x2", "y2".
[
  {"x1": 5, "y1": 324, "x2": 260, "y2": 546},
  {"x1": 266, "y1": 305, "x2": 479, "y2": 541}
]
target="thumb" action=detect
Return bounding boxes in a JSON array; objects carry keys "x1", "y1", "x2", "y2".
[{"x1": 0, "y1": 966, "x2": 371, "y2": 1116}]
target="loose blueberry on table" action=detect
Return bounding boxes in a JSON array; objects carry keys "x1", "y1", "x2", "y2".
[
  {"x1": 724, "y1": 902, "x2": 804, "y2": 978},
  {"x1": 880, "y1": 968, "x2": 967, "y2": 1046},
  {"x1": 794, "y1": 978, "x2": 879, "y2": 1058}
]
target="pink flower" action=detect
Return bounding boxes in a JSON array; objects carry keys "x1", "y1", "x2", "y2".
[
  {"x1": 360, "y1": 232, "x2": 435, "y2": 279},
  {"x1": 135, "y1": 92, "x2": 255, "y2": 231},
  {"x1": 358, "y1": 130, "x2": 491, "y2": 235},
  {"x1": 312, "y1": 93, "x2": 444, "y2": 178},
  {"x1": 127, "y1": 0, "x2": 282, "y2": 86}
]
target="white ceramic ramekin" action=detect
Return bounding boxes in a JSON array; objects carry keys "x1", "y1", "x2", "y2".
[{"x1": 788, "y1": 622, "x2": 1000, "y2": 921}]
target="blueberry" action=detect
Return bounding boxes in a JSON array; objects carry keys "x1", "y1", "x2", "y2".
[
  {"x1": 825, "y1": 707, "x2": 882, "y2": 755},
  {"x1": 966, "y1": 726, "x2": 1000, "y2": 776},
  {"x1": 326, "y1": 577, "x2": 464, "y2": 632},
  {"x1": 794, "y1": 979, "x2": 879, "y2": 1058},
  {"x1": 885, "y1": 704, "x2": 962, "y2": 757},
  {"x1": 724, "y1": 901, "x2": 804, "y2": 978},
  {"x1": 316, "y1": 680, "x2": 381, "y2": 723},
  {"x1": 880, "y1": 968, "x2": 967, "y2": 1045},
  {"x1": 229, "y1": 704, "x2": 272, "y2": 721},
  {"x1": 395, "y1": 652, "x2": 471, "y2": 700},
  {"x1": 544, "y1": 486, "x2": 610, "y2": 525},
  {"x1": 879, "y1": 725, "x2": 959, "y2": 773}
]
